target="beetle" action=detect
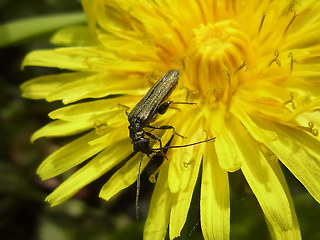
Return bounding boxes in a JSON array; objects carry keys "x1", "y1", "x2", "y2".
[
  {"x1": 126, "y1": 70, "x2": 215, "y2": 219},
  {"x1": 127, "y1": 69, "x2": 187, "y2": 156}
]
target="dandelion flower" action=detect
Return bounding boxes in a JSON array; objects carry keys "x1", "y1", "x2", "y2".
[{"x1": 21, "y1": 0, "x2": 320, "y2": 239}]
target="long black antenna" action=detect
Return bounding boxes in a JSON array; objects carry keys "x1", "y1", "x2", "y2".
[
  {"x1": 152, "y1": 137, "x2": 216, "y2": 151},
  {"x1": 135, "y1": 153, "x2": 143, "y2": 220}
]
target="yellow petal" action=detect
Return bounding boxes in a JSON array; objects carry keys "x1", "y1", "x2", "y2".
[
  {"x1": 38, "y1": 130, "x2": 115, "y2": 179},
  {"x1": 46, "y1": 73, "x2": 147, "y2": 104},
  {"x1": 31, "y1": 120, "x2": 91, "y2": 142},
  {"x1": 48, "y1": 99, "x2": 127, "y2": 128},
  {"x1": 233, "y1": 104, "x2": 278, "y2": 142},
  {"x1": 214, "y1": 114, "x2": 242, "y2": 171},
  {"x1": 168, "y1": 113, "x2": 205, "y2": 193},
  {"x1": 98, "y1": 34, "x2": 159, "y2": 61},
  {"x1": 21, "y1": 71, "x2": 145, "y2": 104},
  {"x1": 48, "y1": 99, "x2": 119, "y2": 120},
  {"x1": 260, "y1": 120, "x2": 320, "y2": 203},
  {"x1": 144, "y1": 164, "x2": 172, "y2": 240},
  {"x1": 50, "y1": 26, "x2": 94, "y2": 46},
  {"x1": 201, "y1": 145, "x2": 230, "y2": 240},
  {"x1": 87, "y1": 57, "x2": 156, "y2": 73},
  {"x1": 20, "y1": 72, "x2": 91, "y2": 100},
  {"x1": 80, "y1": 0, "x2": 97, "y2": 37},
  {"x1": 32, "y1": 101, "x2": 128, "y2": 141},
  {"x1": 99, "y1": 153, "x2": 150, "y2": 201},
  {"x1": 85, "y1": 0, "x2": 143, "y2": 39},
  {"x1": 245, "y1": 160, "x2": 301, "y2": 239},
  {"x1": 169, "y1": 129, "x2": 205, "y2": 239},
  {"x1": 234, "y1": 120, "x2": 300, "y2": 238},
  {"x1": 284, "y1": 4, "x2": 320, "y2": 49},
  {"x1": 46, "y1": 139, "x2": 132, "y2": 206},
  {"x1": 22, "y1": 49, "x2": 89, "y2": 71}
]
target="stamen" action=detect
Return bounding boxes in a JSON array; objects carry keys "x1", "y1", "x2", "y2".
[
  {"x1": 207, "y1": 88, "x2": 216, "y2": 95},
  {"x1": 182, "y1": 55, "x2": 192, "y2": 70},
  {"x1": 288, "y1": 52, "x2": 297, "y2": 72},
  {"x1": 233, "y1": 57, "x2": 247, "y2": 75},
  {"x1": 94, "y1": 120, "x2": 108, "y2": 135},
  {"x1": 283, "y1": 92, "x2": 296, "y2": 110},
  {"x1": 180, "y1": 87, "x2": 191, "y2": 101},
  {"x1": 207, "y1": 86, "x2": 223, "y2": 95},
  {"x1": 221, "y1": 69, "x2": 233, "y2": 112},
  {"x1": 149, "y1": 174, "x2": 156, "y2": 183},
  {"x1": 287, "y1": 0, "x2": 296, "y2": 13},
  {"x1": 269, "y1": 50, "x2": 281, "y2": 67},
  {"x1": 183, "y1": 88, "x2": 199, "y2": 102},
  {"x1": 221, "y1": 69, "x2": 231, "y2": 84},
  {"x1": 181, "y1": 55, "x2": 192, "y2": 70},
  {"x1": 284, "y1": 10, "x2": 297, "y2": 34},
  {"x1": 258, "y1": 12, "x2": 266, "y2": 34},
  {"x1": 183, "y1": 161, "x2": 192, "y2": 168},
  {"x1": 144, "y1": 68, "x2": 161, "y2": 84},
  {"x1": 207, "y1": 88, "x2": 217, "y2": 96},
  {"x1": 171, "y1": 55, "x2": 192, "y2": 70},
  {"x1": 308, "y1": 121, "x2": 314, "y2": 128},
  {"x1": 308, "y1": 121, "x2": 319, "y2": 136},
  {"x1": 206, "y1": 87, "x2": 221, "y2": 105}
]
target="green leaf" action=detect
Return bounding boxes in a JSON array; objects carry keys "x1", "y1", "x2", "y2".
[{"x1": 0, "y1": 12, "x2": 86, "y2": 47}]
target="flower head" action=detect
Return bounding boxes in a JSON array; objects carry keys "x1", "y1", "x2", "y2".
[{"x1": 21, "y1": 0, "x2": 320, "y2": 239}]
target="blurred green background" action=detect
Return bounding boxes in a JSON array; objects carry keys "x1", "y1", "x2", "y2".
[{"x1": 1, "y1": 1, "x2": 320, "y2": 239}]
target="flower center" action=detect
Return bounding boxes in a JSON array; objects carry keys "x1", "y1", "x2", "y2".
[{"x1": 187, "y1": 20, "x2": 251, "y2": 104}]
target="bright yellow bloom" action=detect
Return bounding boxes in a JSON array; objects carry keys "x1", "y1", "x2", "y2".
[{"x1": 21, "y1": 0, "x2": 320, "y2": 239}]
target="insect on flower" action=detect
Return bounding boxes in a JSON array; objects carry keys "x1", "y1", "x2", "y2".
[
  {"x1": 127, "y1": 69, "x2": 215, "y2": 157},
  {"x1": 128, "y1": 70, "x2": 186, "y2": 156},
  {"x1": 20, "y1": 1, "x2": 320, "y2": 238},
  {"x1": 126, "y1": 69, "x2": 215, "y2": 218}
]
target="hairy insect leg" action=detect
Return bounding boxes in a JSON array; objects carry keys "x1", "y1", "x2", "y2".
[
  {"x1": 157, "y1": 101, "x2": 196, "y2": 114},
  {"x1": 144, "y1": 131, "x2": 167, "y2": 159},
  {"x1": 147, "y1": 124, "x2": 186, "y2": 139},
  {"x1": 145, "y1": 131, "x2": 163, "y2": 148}
]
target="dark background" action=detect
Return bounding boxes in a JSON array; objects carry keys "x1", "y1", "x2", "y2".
[{"x1": 1, "y1": 1, "x2": 320, "y2": 239}]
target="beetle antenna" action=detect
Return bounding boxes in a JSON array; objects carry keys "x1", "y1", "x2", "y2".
[
  {"x1": 136, "y1": 153, "x2": 144, "y2": 220},
  {"x1": 153, "y1": 137, "x2": 216, "y2": 150}
]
